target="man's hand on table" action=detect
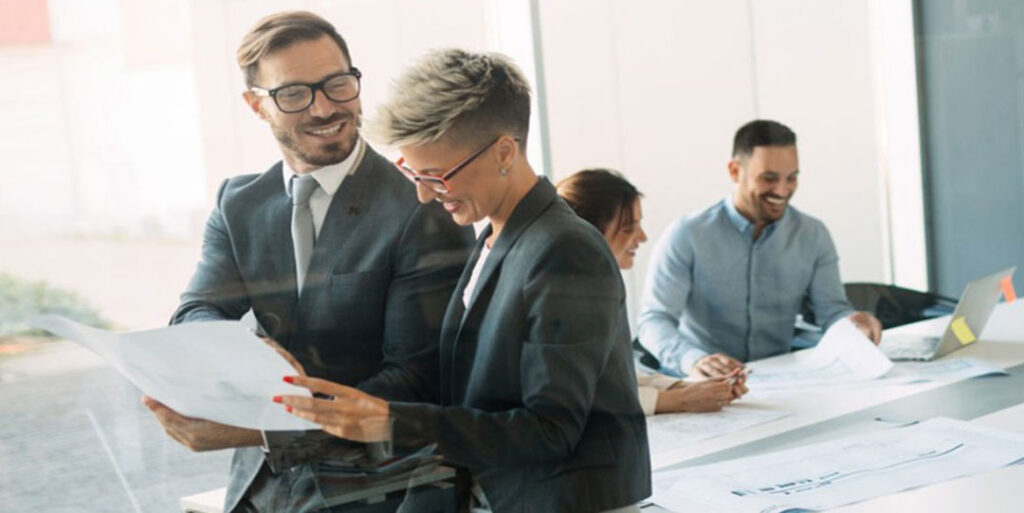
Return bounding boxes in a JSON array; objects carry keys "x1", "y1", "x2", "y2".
[{"x1": 692, "y1": 353, "x2": 745, "y2": 378}]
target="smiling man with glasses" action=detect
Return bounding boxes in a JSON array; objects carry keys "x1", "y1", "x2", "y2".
[
  {"x1": 145, "y1": 11, "x2": 473, "y2": 513},
  {"x1": 249, "y1": 68, "x2": 362, "y2": 113}
]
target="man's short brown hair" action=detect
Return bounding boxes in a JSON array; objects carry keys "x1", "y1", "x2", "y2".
[{"x1": 236, "y1": 11, "x2": 351, "y2": 87}]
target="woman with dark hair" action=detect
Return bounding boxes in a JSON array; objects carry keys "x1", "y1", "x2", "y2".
[{"x1": 557, "y1": 169, "x2": 747, "y2": 414}]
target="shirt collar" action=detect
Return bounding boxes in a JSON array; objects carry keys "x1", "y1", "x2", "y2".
[
  {"x1": 723, "y1": 195, "x2": 753, "y2": 234},
  {"x1": 723, "y1": 195, "x2": 785, "y2": 239},
  {"x1": 281, "y1": 137, "x2": 363, "y2": 196}
]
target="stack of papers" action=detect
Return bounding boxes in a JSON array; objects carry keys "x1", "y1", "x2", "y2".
[
  {"x1": 652, "y1": 417, "x2": 1024, "y2": 512},
  {"x1": 316, "y1": 445, "x2": 441, "y2": 477},
  {"x1": 29, "y1": 315, "x2": 316, "y2": 431}
]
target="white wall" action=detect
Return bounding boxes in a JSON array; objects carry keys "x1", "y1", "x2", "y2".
[
  {"x1": 0, "y1": 0, "x2": 924, "y2": 328},
  {"x1": 537, "y1": 0, "x2": 895, "y2": 321},
  {"x1": 0, "y1": 1, "x2": 531, "y2": 329},
  {"x1": 0, "y1": 0, "x2": 206, "y2": 238}
]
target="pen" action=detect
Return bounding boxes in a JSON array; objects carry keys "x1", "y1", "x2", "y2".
[
  {"x1": 730, "y1": 368, "x2": 752, "y2": 385},
  {"x1": 873, "y1": 416, "x2": 919, "y2": 427}
]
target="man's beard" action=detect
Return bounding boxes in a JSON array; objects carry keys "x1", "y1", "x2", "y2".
[
  {"x1": 755, "y1": 194, "x2": 787, "y2": 223},
  {"x1": 274, "y1": 113, "x2": 359, "y2": 167}
]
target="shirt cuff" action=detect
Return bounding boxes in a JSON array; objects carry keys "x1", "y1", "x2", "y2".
[
  {"x1": 638, "y1": 372, "x2": 682, "y2": 391},
  {"x1": 637, "y1": 386, "x2": 660, "y2": 416},
  {"x1": 678, "y1": 348, "x2": 711, "y2": 377}
]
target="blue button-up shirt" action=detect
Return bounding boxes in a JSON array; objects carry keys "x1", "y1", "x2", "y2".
[{"x1": 637, "y1": 198, "x2": 854, "y2": 376}]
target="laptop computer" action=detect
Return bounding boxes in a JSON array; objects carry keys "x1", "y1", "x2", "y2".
[{"x1": 880, "y1": 267, "x2": 1016, "y2": 361}]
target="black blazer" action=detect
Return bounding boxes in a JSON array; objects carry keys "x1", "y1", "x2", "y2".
[
  {"x1": 390, "y1": 178, "x2": 651, "y2": 513},
  {"x1": 171, "y1": 144, "x2": 474, "y2": 512}
]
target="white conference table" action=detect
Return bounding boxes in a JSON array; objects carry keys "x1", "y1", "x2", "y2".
[{"x1": 647, "y1": 300, "x2": 1024, "y2": 512}]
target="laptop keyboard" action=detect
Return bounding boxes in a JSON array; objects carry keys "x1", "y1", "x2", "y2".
[{"x1": 881, "y1": 335, "x2": 942, "y2": 361}]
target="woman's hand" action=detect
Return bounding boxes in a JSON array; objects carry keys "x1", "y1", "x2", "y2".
[
  {"x1": 275, "y1": 376, "x2": 391, "y2": 443},
  {"x1": 655, "y1": 369, "x2": 747, "y2": 413}
]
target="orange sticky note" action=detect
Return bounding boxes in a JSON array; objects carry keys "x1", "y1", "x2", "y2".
[
  {"x1": 1001, "y1": 276, "x2": 1017, "y2": 303},
  {"x1": 950, "y1": 316, "x2": 976, "y2": 345}
]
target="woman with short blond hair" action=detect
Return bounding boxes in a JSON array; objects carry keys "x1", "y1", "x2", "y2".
[{"x1": 278, "y1": 49, "x2": 651, "y2": 512}]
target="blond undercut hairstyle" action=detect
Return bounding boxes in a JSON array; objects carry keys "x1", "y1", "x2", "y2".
[
  {"x1": 369, "y1": 48, "x2": 531, "y2": 149},
  {"x1": 236, "y1": 11, "x2": 352, "y2": 87}
]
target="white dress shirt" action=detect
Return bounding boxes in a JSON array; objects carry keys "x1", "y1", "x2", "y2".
[
  {"x1": 281, "y1": 138, "x2": 365, "y2": 238},
  {"x1": 463, "y1": 242, "x2": 492, "y2": 309}
]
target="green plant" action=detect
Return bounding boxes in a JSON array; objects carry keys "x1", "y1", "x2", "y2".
[{"x1": 0, "y1": 273, "x2": 110, "y2": 338}]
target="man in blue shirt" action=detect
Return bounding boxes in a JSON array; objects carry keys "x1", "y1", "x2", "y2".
[{"x1": 637, "y1": 119, "x2": 882, "y2": 378}]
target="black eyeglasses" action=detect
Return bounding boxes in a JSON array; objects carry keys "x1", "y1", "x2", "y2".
[{"x1": 250, "y1": 68, "x2": 362, "y2": 113}]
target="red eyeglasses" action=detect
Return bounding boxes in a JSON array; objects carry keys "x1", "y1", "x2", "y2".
[{"x1": 394, "y1": 136, "x2": 510, "y2": 194}]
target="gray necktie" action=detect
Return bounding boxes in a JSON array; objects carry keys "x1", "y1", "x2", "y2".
[{"x1": 290, "y1": 175, "x2": 319, "y2": 296}]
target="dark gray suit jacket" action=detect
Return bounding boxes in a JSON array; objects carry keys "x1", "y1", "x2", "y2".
[
  {"x1": 390, "y1": 179, "x2": 652, "y2": 513},
  {"x1": 171, "y1": 144, "x2": 474, "y2": 512}
]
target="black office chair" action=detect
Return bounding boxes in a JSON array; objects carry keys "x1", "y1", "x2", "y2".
[
  {"x1": 632, "y1": 338, "x2": 662, "y2": 372},
  {"x1": 841, "y1": 282, "x2": 957, "y2": 329}
]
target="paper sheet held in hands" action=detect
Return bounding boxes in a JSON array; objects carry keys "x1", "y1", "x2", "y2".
[{"x1": 29, "y1": 314, "x2": 317, "y2": 431}]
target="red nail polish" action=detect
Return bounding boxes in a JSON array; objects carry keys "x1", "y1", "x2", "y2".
[
  {"x1": 272, "y1": 396, "x2": 282, "y2": 403},
  {"x1": 283, "y1": 376, "x2": 295, "y2": 384},
  {"x1": 285, "y1": 405, "x2": 293, "y2": 413}
]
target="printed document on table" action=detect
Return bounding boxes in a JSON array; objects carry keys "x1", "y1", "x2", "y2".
[
  {"x1": 29, "y1": 314, "x2": 317, "y2": 431},
  {"x1": 745, "y1": 318, "x2": 893, "y2": 391},
  {"x1": 647, "y1": 405, "x2": 791, "y2": 470},
  {"x1": 881, "y1": 357, "x2": 1008, "y2": 384},
  {"x1": 770, "y1": 358, "x2": 1009, "y2": 390},
  {"x1": 652, "y1": 417, "x2": 1024, "y2": 513},
  {"x1": 753, "y1": 358, "x2": 1008, "y2": 395}
]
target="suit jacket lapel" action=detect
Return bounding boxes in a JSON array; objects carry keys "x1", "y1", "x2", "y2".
[
  {"x1": 460, "y1": 178, "x2": 559, "y2": 321},
  {"x1": 296, "y1": 143, "x2": 369, "y2": 311},
  {"x1": 445, "y1": 178, "x2": 559, "y2": 398},
  {"x1": 249, "y1": 163, "x2": 297, "y2": 295},
  {"x1": 438, "y1": 237, "x2": 485, "y2": 405},
  {"x1": 241, "y1": 162, "x2": 300, "y2": 340}
]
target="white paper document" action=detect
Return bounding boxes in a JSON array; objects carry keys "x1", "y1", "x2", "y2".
[
  {"x1": 647, "y1": 406, "x2": 791, "y2": 470},
  {"x1": 768, "y1": 357, "x2": 1009, "y2": 391},
  {"x1": 29, "y1": 314, "x2": 317, "y2": 431},
  {"x1": 652, "y1": 417, "x2": 1024, "y2": 513},
  {"x1": 746, "y1": 318, "x2": 893, "y2": 391},
  {"x1": 881, "y1": 357, "x2": 1008, "y2": 384}
]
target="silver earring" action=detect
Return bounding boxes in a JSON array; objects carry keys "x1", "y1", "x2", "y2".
[{"x1": 499, "y1": 167, "x2": 508, "y2": 176}]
